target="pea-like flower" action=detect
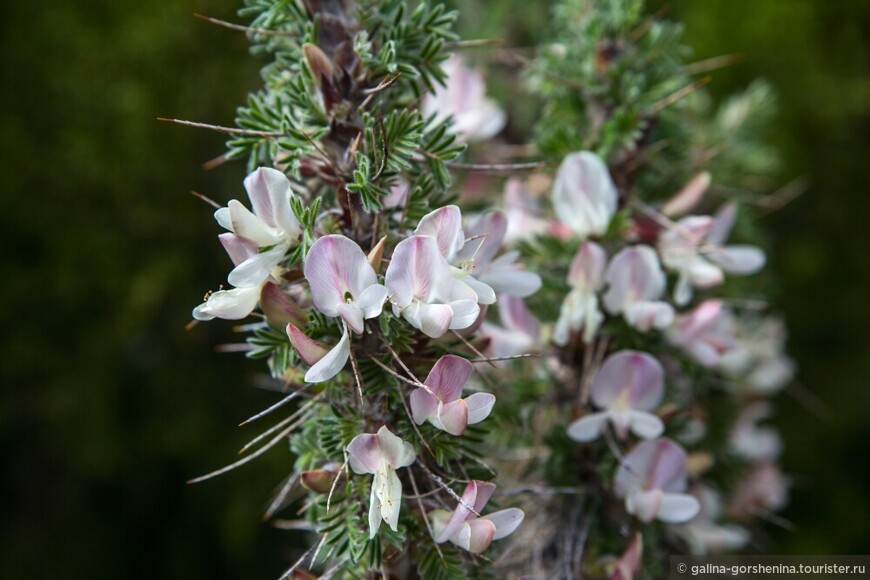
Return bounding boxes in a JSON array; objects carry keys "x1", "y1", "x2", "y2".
[
  {"x1": 409, "y1": 355, "x2": 495, "y2": 436},
  {"x1": 553, "y1": 241, "x2": 607, "y2": 345},
  {"x1": 192, "y1": 168, "x2": 301, "y2": 321},
  {"x1": 301, "y1": 234, "x2": 387, "y2": 382},
  {"x1": 602, "y1": 245, "x2": 674, "y2": 332},
  {"x1": 422, "y1": 55, "x2": 506, "y2": 143},
  {"x1": 659, "y1": 202, "x2": 765, "y2": 306},
  {"x1": 479, "y1": 294, "x2": 541, "y2": 358},
  {"x1": 615, "y1": 438, "x2": 700, "y2": 523},
  {"x1": 567, "y1": 350, "x2": 665, "y2": 442},
  {"x1": 551, "y1": 151, "x2": 618, "y2": 239},
  {"x1": 346, "y1": 426, "x2": 416, "y2": 538},
  {"x1": 384, "y1": 235, "x2": 480, "y2": 338},
  {"x1": 429, "y1": 480, "x2": 524, "y2": 553}
]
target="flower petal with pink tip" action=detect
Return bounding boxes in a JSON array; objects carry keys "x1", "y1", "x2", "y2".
[{"x1": 415, "y1": 205, "x2": 465, "y2": 262}]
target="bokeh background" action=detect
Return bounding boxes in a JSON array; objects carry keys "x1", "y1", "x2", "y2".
[{"x1": 2, "y1": 0, "x2": 868, "y2": 577}]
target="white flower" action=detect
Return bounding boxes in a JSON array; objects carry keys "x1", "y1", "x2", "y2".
[
  {"x1": 346, "y1": 426, "x2": 416, "y2": 538},
  {"x1": 551, "y1": 151, "x2": 618, "y2": 239},
  {"x1": 553, "y1": 241, "x2": 607, "y2": 345},
  {"x1": 602, "y1": 245, "x2": 674, "y2": 332},
  {"x1": 422, "y1": 55, "x2": 506, "y2": 143}
]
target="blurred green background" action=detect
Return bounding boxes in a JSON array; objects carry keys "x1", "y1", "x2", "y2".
[{"x1": 2, "y1": 0, "x2": 868, "y2": 577}]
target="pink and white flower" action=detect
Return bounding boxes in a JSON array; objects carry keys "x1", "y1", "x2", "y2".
[
  {"x1": 346, "y1": 426, "x2": 416, "y2": 537},
  {"x1": 479, "y1": 295, "x2": 541, "y2": 358},
  {"x1": 730, "y1": 402, "x2": 782, "y2": 462},
  {"x1": 551, "y1": 151, "x2": 618, "y2": 239},
  {"x1": 602, "y1": 245, "x2": 674, "y2": 332},
  {"x1": 409, "y1": 355, "x2": 495, "y2": 436},
  {"x1": 422, "y1": 54, "x2": 506, "y2": 143},
  {"x1": 731, "y1": 461, "x2": 789, "y2": 517},
  {"x1": 553, "y1": 241, "x2": 607, "y2": 345},
  {"x1": 385, "y1": 235, "x2": 480, "y2": 338},
  {"x1": 666, "y1": 300, "x2": 739, "y2": 367},
  {"x1": 429, "y1": 480, "x2": 524, "y2": 553},
  {"x1": 615, "y1": 438, "x2": 700, "y2": 523},
  {"x1": 301, "y1": 234, "x2": 387, "y2": 382},
  {"x1": 659, "y1": 202, "x2": 765, "y2": 306},
  {"x1": 677, "y1": 486, "x2": 749, "y2": 555},
  {"x1": 567, "y1": 350, "x2": 665, "y2": 442}
]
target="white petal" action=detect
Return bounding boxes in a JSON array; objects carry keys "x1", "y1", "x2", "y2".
[
  {"x1": 357, "y1": 284, "x2": 388, "y2": 319},
  {"x1": 336, "y1": 301, "x2": 365, "y2": 335},
  {"x1": 447, "y1": 300, "x2": 481, "y2": 330},
  {"x1": 483, "y1": 507, "x2": 524, "y2": 540},
  {"x1": 192, "y1": 286, "x2": 260, "y2": 321},
  {"x1": 709, "y1": 245, "x2": 766, "y2": 275},
  {"x1": 567, "y1": 412, "x2": 608, "y2": 442},
  {"x1": 462, "y1": 275, "x2": 497, "y2": 305},
  {"x1": 627, "y1": 489, "x2": 662, "y2": 523},
  {"x1": 479, "y1": 267, "x2": 541, "y2": 298},
  {"x1": 465, "y1": 393, "x2": 496, "y2": 425},
  {"x1": 214, "y1": 207, "x2": 233, "y2": 232},
  {"x1": 376, "y1": 425, "x2": 416, "y2": 468},
  {"x1": 305, "y1": 235, "x2": 378, "y2": 317},
  {"x1": 412, "y1": 302, "x2": 454, "y2": 338},
  {"x1": 657, "y1": 492, "x2": 701, "y2": 523},
  {"x1": 227, "y1": 243, "x2": 287, "y2": 288},
  {"x1": 304, "y1": 328, "x2": 350, "y2": 383},
  {"x1": 244, "y1": 167, "x2": 300, "y2": 237},
  {"x1": 628, "y1": 411, "x2": 665, "y2": 439},
  {"x1": 414, "y1": 205, "x2": 465, "y2": 261},
  {"x1": 552, "y1": 151, "x2": 618, "y2": 238},
  {"x1": 368, "y1": 477, "x2": 382, "y2": 538},
  {"x1": 603, "y1": 245, "x2": 667, "y2": 314},
  {"x1": 227, "y1": 199, "x2": 281, "y2": 247},
  {"x1": 386, "y1": 235, "x2": 456, "y2": 307},
  {"x1": 374, "y1": 462, "x2": 403, "y2": 532},
  {"x1": 218, "y1": 233, "x2": 257, "y2": 266}
]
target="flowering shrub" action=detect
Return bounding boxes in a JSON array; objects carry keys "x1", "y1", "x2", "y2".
[{"x1": 184, "y1": 0, "x2": 793, "y2": 577}]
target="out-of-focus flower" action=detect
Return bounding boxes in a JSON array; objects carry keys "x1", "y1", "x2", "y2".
[
  {"x1": 615, "y1": 438, "x2": 700, "y2": 523},
  {"x1": 609, "y1": 533, "x2": 643, "y2": 580},
  {"x1": 659, "y1": 203, "x2": 765, "y2": 306},
  {"x1": 385, "y1": 235, "x2": 480, "y2": 338},
  {"x1": 568, "y1": 350, "x2": 665, "y2": 442},
  {"x1": 603, "y1": 245, "x2": 674, "y2": 332},
  {"x1": 502, "y1": 178, "x2": 549, "y2": 244},
  {"x1": 666, "y1": 300, "x2": 739, "y2": 367},
  {"x1": 455, "y1": 210, "x2": 542, "y2": 298},
  {"x1": 346, "y1": 426, "x2": 416, "y2": 538},
  {"x1": 725, "y1": 316, "x2": 796, "y2": 394},
  {"x1": 430, "y1": 480, "x2": 524, "y2": 553},
  {"x1": 677, "y1": 486, "x2": 749, "y2": 555},
  {"x1": 479, "y1": 294, "x2": 541, "y2": 358},
  {"x1": 553, "y1": 241, "x2": 607, "y2": 345},
  {"x1": 551, "y1": 151, "x2": 618, "y2": 239},
  {"x1": 661, "y1": 172, "x2": 711, "y2": 217},
  {"x1": 731, "y1": 462, "x2": 789, "y2": 517},
  {"x1": 730, "y1": 402, "x2": 782, "y2": 461},
  {"x1": 302, "y1": 235, "x2": 387, "y2": 382},
  {"x1": 409, "y1": 355, "x2": 495, "y2": 436},
  {"x1": 422, "y1": 54, "x2": 506, "y2": 143}
]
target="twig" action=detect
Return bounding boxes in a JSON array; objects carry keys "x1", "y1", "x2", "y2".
[
  {"x1": 263, "y1": 472, "x2": 300, "y2": 520},
  {"x1": 649, "y1": 77, "x2": 711, "y2": 114},
  {"x1": 157, "y1": 117, "x2": 283, "y2": 137},
  {"x1": 194, "y1": 13, "x2": 296, "y2": 36},
  {"x1": 190, "y1": 190, "x2": 222, "y2": 209},
  {"x1": 445, "y1": 159, "x2": 549, "y2": 172},
  {"x1": 683, "y1": 53, "x2": 744, "y2": 75},
  {"x1": 468, "y1": 353, "x2": 541, "y2": 363},
  {"x1": 239, "y1": 383, "x2": 313, "y2": 426},
  {"x1": 417, "y1": 462, "x2": 480, "y2": 517},
  {"x1": 239, "y1": 393, "x2": 323, "y2": 453},
  {"x1": 326, "y1": 458, "x2": 349, "y2": 515},
  {"x1": 407, "y1": 466, "x2": 448, "y2": 564},
  {"x1": 452, "y1": 330, "x2": 496, "y2": 369},
  {"x1": 444, "y1": 38, "x2": 504, "y2": 49}
]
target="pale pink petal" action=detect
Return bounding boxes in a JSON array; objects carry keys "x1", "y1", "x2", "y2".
[
  {"x1": 336, "y1": 301, "x2": 365, "y2": 335},
  {"x1": 455, "y1": 211, "x2": 508, "y2": 269},
  {"x1": 567, "y1": 412, "x2": 608, "y2": 442},
  {"x1": 707, "y1": 201, "x2": 737, "y2": 246},
  {"x1": 610, "y1": 533, "x2": 643, "y2": 580},
  {"x1": 304, "y1": 328, "x2": 349, "y2": 383},
  {"x1": 409, "y1": 388, "x2": 438, "y2": 425},
  {"x1": 243, "y1": 167, "x2": 281, "y2": 226},
  {"x1": 425, "y1": 354, "x2": 474, "y2": 402},
  {"x1": 286, "y1": 323, "x2": 328, "y2": 366},
  {"x1": 346, "y1": 433, "x2": 381, "y2": 474},
  {"x1": 414, "y1": 302, "x2": 455, "y2": 338},
  {"x1": 468, "y1": 481, "x2": 497, "y2": 513},
  {"x1": 687, "y1": 259, "x2": 724, "y2": 288},
  {"x1": 438, "y1": 400, "x2": 469, "y2": 436},
  {"x1": 376, "y1": 425, "x2": 416, "y2": 468},
  {"x1": 219, "y1": 233, "x2": 257, "y2": 266},
  {"x1": 709, "y1": 246, "x2": 766, "y2": 275},
  {"x1": 465, "y1": 393, "x2": 496, "y2": 425},
  {"x1": 591, "y1": 350, "x2": 664, "y2": 410},
  {"x1": 483, "y1": 507, "x2": 524, "y2": 540},
  {"x1": 625, "y1": 301, "x2": 674, "y2": 332},
  {"x1": 645, "y1": 439, "x2": 689, "y2": 492},
  {"x1": 499, "y1": 295, "x2": 541, "y2": 338},
  {"x1": 567, "y1": 241, "x2": 607, "y2": 291},
  {"x1": 657, "y1": 492, "x2": 701, "y2": 523},
  {"x1": 192, "y1": 286, "x2": 260, "y2": 321},
  {"x1": 386, "y1": 235, "x2": 456, "y2": 306},
  {"x1": 462, "y1": 276, "x2": 497, "y2": 305},
  {"x1": 603, "y1": 246, "x2": 667, "y2": 314},
  {"x1": 415, "y1": 206, "x2": 465, "y2": 261},
  {"x1": 465, "y1": 519, "x2": 497, "y2": 553},
  {"x1": 305, "y1": 235, "x2": 378, "y2": 316},
  {"x1": 662, "y1": 172, "x2": 711, "y2": 217}
]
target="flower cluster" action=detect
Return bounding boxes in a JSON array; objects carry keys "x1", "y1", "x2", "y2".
[{"x1": 185, "y1": 0, "x2": 794, "y2": 577}]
